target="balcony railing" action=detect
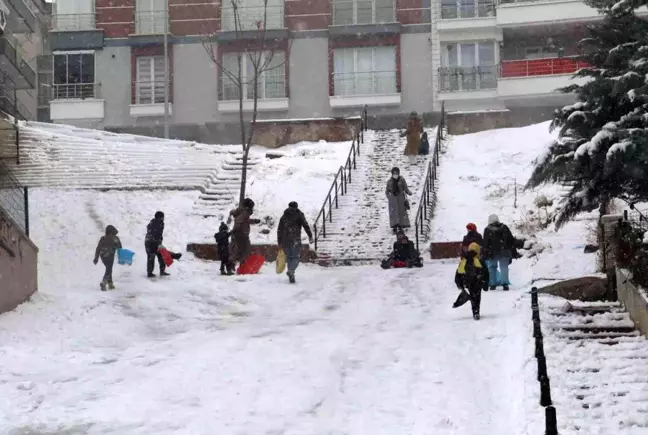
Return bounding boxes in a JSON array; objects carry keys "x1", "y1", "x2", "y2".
[
  {"x1": 51, "y1": 83, "x2": 101, "y2": 100},
  {"x1": 52, "y1": 13, "x2": 96, "y2": 31},
  {"x1": 135, "y1": 10, "x2": 168, "y2": 35},
  {"x1": 333, "y1": 70, "x2": 397, "y2": 96},
  {"x1": 438, "y1": 66, "x2": 497, "y2": 92},
  {"x1": 134, "y1": 80, "x2": 167, "y2": 105},
  {"x1": 441, "y1": 0, "x2": 495, "y2": 19},
  {"x1": 500, "y1": 57, "x2": 589, "y2": 78},
  {"x1": 220, "y1": 5, "x2": 284, "y2": 32},
  {"x1": 221, "y1": 76, "x2": 287, "y2": 101},
  {"x1": 332, "y1": 0, "x2": 396, "y2": 25}
]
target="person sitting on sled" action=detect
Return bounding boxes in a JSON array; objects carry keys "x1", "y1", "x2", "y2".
[
  {"x1": 215, "y1": 222, "x2": 234, "y2": 276},
  {"x1": 93, "y1": 225, "x2": 122, "y2": 291},
  {"x1": 381, "y1": 232, "x2": 423, "y2": 269},
  {"x1": 453, "y1": 242, "x2": 490, "y2": 320}
]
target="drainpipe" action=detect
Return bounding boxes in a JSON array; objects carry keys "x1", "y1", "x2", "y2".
[{"x1": 163, "y1": 0, "x2": 170, "y2": 139}]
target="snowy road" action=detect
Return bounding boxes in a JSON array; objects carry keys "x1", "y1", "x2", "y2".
[{"x1": 0, "y1": 257, "x2": 530, "y2": 435}]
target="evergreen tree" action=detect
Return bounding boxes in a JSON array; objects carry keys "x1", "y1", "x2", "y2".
[{"x1": 526, "y1": 1, "x2": 648, "y2": 228}]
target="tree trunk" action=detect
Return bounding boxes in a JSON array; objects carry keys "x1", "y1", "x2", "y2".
[{"x1": 239, "y1": 145, "x2": 250, "y2": 204}]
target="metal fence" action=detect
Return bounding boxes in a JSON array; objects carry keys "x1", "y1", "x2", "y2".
[
  {"x1": 438, "y1": 66, "x2": 498, "y2": 92},
  {"x1": 0, "y1": 159, "x2": 29, "y2": 236}
]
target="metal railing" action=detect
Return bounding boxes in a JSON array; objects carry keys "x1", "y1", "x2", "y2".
[
  {"x1": 221, "y1": 4, "x2": 285, "y2": 31},
  {"x1": 500, "y1": 56, "x2": 589, "y2": 78},
  {"x1": 441, "y1": 0, "x2": 496, "y2": 19},
  {"x1": 331, "y1": 0, "x2": 396, "y2": 25},
  {"x1": 438, "y1": 66, "x2": 497, "y2": 92},
  {"x1": 134, "y1": 80, "x2": 167, "y2": 105},
  {"x1": 333, "y1": 70, "x2": 397, "y2": 96},
  {"x1": 221, "y1": 74, "x2": 287, "y2": 100},
  {"x1": 135, "y1": 10, "x2": 168, "y2": 35},
  {"x1": 0, "y1": 160, "x2": 29, "y2": 237},
  {"x1": 313, "y1": 105, "x2": 368, "y2": 251},
  {"x1": 51, "y1": 83, "x2": 101, "y2": 100},
  {"x1": 413, "y1": 102, "x2": 445, "y2": 252},
  {"x1": 52, "y1": 13, "x2": 96, "y2": 31}
]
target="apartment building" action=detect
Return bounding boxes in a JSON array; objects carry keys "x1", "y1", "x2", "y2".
[
  {"x1": 44, "y1": 0, "x2": 640, "y2": 142},
  {"x1": 0, "y1": 0, "x2": 47, "y2": 122}
]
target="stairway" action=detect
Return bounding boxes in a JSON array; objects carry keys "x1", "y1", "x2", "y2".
[
  {"x1": 542, "y1": 300, "x2": 648, "y2": 432},
  {"x1": 316, "y1": 128, "x2": 437, "y2": 261},
  {"x1": 193, "y1": 151, "x2": 262, "y2": 217}
]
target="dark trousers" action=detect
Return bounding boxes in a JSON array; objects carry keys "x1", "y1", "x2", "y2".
[
  {"x1": 101, "y1": 255, "x2": 115, "y2": 283},
  {"x1": 145, "y1": 241, "x2": 165, "y2": 274},
  {"x1": 219, "y1": 249, "x2": 234, "y2": 273},
  {"x1": 468, "y1": 285, "x2": 482, "y2": 315}
]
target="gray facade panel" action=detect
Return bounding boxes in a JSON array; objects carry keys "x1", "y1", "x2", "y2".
[
  {"x1": 49, "y1": 31, "x2": 104, "y2": 51},
  {"x1": 400, "y1": 33, "x2": 434, "y2": 114},
  {"x1": 288, "y1": 37, "x2": 331, "y2": 118},
  {"x1": 173, "y1": 43, "x2": 219, "y2": 124},
  {"x1": 96, "y1": 46, "x2": 132, "y2": 127},
  {"x1": 217, "y1": 28, "x2": 289, "y2": 42},
  {"x1": 329, "y1": 23, "x2": 401, "y2": 37}
]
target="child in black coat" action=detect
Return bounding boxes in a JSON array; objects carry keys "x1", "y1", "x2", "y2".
[
  {"x1": 453, "y1": 242, "x2": 490, "y2": 320},
  {"x1": 215, "y1": 222, "x2": 234, "y2": 275},
  {"x1": 93, "y1": 225, "x2": 122, "y2": 291}
]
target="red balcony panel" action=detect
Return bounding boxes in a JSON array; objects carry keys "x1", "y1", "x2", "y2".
[{"x1": 500, "y1": 57, "x2": 590, "y2": 78}]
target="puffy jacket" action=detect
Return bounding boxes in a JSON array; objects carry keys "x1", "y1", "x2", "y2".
[
  {"x1": 392, "y1": 240, "x2": 418, "y2": 261},
  {"x1": 95, "y1": 225, "x2": 122, "y2": 260},
  {"x1": 461, "y1": 230, "x2": 483, "y2": 253},
  {"x1": 145, "y1": 218, "x2": 164, "y2": 244},
  {"x1": 277, "y1": 207, "x2": 313, "y2": 250},
  {"x1": 483, "y1": 222, "x2": 514, "y2": 258}
]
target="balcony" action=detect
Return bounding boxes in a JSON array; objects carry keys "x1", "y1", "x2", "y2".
[
  {"x1": 218, "y1": 76, "x2": 289, "y2": 112},
  {"x1": 49, "y1": 83, "x2": 105, "y2": 121},
  {"x1": 218, "y1": 4, "x2": 288, "y2": 41},
  {"x1": 4, "y1": 0, "x2": 38, "y2": 33},
  {"x1": 135, "y1": 10, "x2": 168, "y2": 35},
  {"x1": 130, "y1": 81, "x2": 173, "y2": 117},
  {"x1": 330, "y1": 70, "x2": 400, "y2": 108},
  {"x1": 0, "y1": 35, "x2": 36, "y2": 89},
  {"x1": 49, "y1": 13, "x2": 104, "y2": 50},
  {"x1": 496, "y1": 0, "x2": 600, "y2": 27},
  {"x1": 498, "y1": 56, "x2": 590, "y2": 97},
  {"x1": 438, "y1": 66, "x2": 498, "y2": 100},
  {"x1": 329, "y1": 0, "x2": 399, "y2": 36},
  {"x1": 439, "y1": 0, "x2": 497, "y2": 31}
]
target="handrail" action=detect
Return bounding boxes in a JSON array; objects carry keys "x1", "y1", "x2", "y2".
[
  {"x1": 414, "y1": 102, "x2": 445, "y2": 252},
  {"x1": 313, "y1": 105, "x2": 368, "y2": 251}
]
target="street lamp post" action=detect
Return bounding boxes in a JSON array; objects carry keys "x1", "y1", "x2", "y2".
[{"x1": 163, "y1": 0, "x2": 170, "y2": 139}]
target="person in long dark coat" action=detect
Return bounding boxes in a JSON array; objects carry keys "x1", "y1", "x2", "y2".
[
  {"x1": 93, "y1": 224, "x2": 122, "y2": 290},
  {"x1": 386, "y1": 167, "x2": 412, "y2": 233},
  {"x1": 145, "y1": 211, "x2": 168, "y2": 278},
  {"x1": 229, "y1": 198, "x2": 261, "y2": 266},
  {"x1": 483, "y1": 214, "x2": 515, "y2": 290},
  {"x1": 277, "y1": 201, "x2": 313, "y2": 284}
]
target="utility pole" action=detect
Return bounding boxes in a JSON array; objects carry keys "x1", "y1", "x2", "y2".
[{"x1": 163, "y1": 0, "x2": 170, "y2": 139}]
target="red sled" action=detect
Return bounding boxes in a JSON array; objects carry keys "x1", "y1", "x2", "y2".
[
  {"x1": 392, "y1": 260, "x2": 407, "y2": 268},
  {"x1": 158, "y1": 247, "x2": 174, "y2": 267},
  {"x1": 237, "y1": 254, "x2": 265, "y2": 275}
]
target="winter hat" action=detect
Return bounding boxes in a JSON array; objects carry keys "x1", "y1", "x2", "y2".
[
  {"x1": 155, "y1": 211, "x2": 164, "y2": 219},
  {"x1": 288, "y1": 201, "x2": 298, "y2": 209},
  {"x1": 219, "y1": 222, "x2": 228, "y2": 232},
  {"x1": 243, "y1": 198, "x2": 255, "y2": 209},
  {"x1": 466, "y1": 223, "x2": 477, "y2": 232},
  {"x1": 105, "y1": 225, "x2": 118, "y2": 235},
  {"x1": 488, "y1": 214, "x2": 500, "y2": 225},
  {"x1": 391, "y1": 167, "x2": 400, "y2": 175}
]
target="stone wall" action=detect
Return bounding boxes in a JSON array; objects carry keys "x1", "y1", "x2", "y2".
[
  {"x1": 446, "y1": 107, "x2": 556, "y2": 135},
  {"x1": 251, "y1": 117, "x2": 363, "y2": 148},
  {"x1": 187, "y1": 243, "x2": 316, "y2": 263},
  {"x1": 0, "y1": 207, "x2": 38, "y2": 314},
  {"x1": 616, "y1": 268, "x2": 648, "y2": 338},
  {"x1": 429, "y1": 241, "x2": 462, "y2": 259}
]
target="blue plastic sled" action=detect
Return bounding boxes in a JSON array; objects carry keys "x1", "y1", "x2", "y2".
[{"x1": 117, "y1": 248, "x2": 135, "y2": 265}]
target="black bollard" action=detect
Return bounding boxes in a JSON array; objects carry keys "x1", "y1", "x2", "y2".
[
  {"x1": 540, "y1": 376, "x2": 552, "y2": 406},
  {"x1": 545, "y1": 405, "x2": 558, "y2": 435},
  {"x1": 533, "y1": 319, "x2": 543, "y2": 338},
  {"x1": 535, "y1": 337, "x2": 544, "y2": 358},
  {"x1": 532, "y1": 308, "x2": 540, "y2": 322},
  {"x1": 537, "y1": 355, "x2": 548, "y2": 381}
]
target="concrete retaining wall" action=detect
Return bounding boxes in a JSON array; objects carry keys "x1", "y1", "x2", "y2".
[
  {"x1": 187, "y1": 243, "x2": 315, "y2": 263},
  {"x1": 616, "y1": 268, "x2": 648, "y2": 338},
  {"x1": 252, "y1": 117, "x2": 362, "y2": 148},
  {"x1": 0, "y1": 207, "x2": 38, "y2": 314}
]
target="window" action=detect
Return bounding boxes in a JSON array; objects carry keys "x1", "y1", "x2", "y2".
[
  {"x1": 221, "y1": 51, "x2": 286, "y2": 100},
  {"x1": 52, "y1": 52, "x2": 96, "y2": 99},
  {"x1": 135, "y1": 56, "x2": 167, "y2": 105},
  {"x1": 439, "y1": 41, "x2": 496, "y2": 92},
  {"x1": 440, "y1": 0, "x2": 495, "y2": 19},
  {"x1": 136, "y1": 0, "x2": 167, "y2": 34},
  {"x1": 332, "y1": 0, "x2": 395, "y2": 25},
  {"x1": 54, "y1": 0, "x2": 95, "y2": 31},
  {"x1": 221, "y1": 0, "x2": 284, "y2": 32},
  {"x1": 333, "y1": 46, "x2": 397, "y2": 96}
]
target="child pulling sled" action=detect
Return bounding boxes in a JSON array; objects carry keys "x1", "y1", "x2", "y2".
[{"x1": 93, "y1": 225, "x2": 122, "y2": 291}]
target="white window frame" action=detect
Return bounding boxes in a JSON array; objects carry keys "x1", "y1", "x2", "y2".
[
  {"x1": 52, "y1": 50, "x2": 97, "y2": 99},
  {"x1": 135, "y1": 55, "x2": 168, "y2": 105},
  {"x1": 440, "y1": 0, "x2": 495, "y2": 20},
  {"x1": 332, "y1": 0, "x2": 395, "y2": 25},
  {"x1": 221, "y1": 0, "x2": 284, "y2": 32},
  {"x1": 440, "y1": 41, "x2": 497, "y2": 92},
  {"x1": 135, "y1": 0, "x2": 167, "y2": 35},
  {"x1": 220, "y1": 51, "x2": 286, "y2": 101},
  {"x1": 333, "y1": 46, "x2": 398, "y2": 97}
]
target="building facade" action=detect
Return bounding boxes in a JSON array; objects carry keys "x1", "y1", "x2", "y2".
[
  {"x1": 0, "y1": 0, "x2": 48, "y2": 122},
  {"x1": 43, "y1": 0, "x2": 644, "y2": 142}
]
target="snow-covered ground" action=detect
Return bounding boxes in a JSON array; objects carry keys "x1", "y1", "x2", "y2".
[{"x1": 1, "y1": 121, "x2": 642, "y2": 434}]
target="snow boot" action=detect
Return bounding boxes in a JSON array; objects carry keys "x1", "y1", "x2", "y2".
[
  {"x1": 489, "y1": 286, "x2": 496, "y2": 291},
  {"x1": 287, "y1": 271, "x2": 296, "y2": 284},
  {"x1": 147, "y1": 272, "x2": 155, "y2": 278},
  {"x1": 108, "y1": 281, "x2": 115, "y2": 290},
  {"x1": 473, "y1": 313, "x2": 480, "y2": 320},
  {"x1": 503, "y1": 285, "x2": 509, "y2": 291},
  {"x1": 160, "y1": 271, "x2": 170, "y2": 277},
  {"x1": 100, "y1": 281, "x2": 107, "y2": 291}
]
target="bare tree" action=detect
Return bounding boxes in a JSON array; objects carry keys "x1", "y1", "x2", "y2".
[{"x1": 203, "y1": 0, "x2": 290, "y2": 204}]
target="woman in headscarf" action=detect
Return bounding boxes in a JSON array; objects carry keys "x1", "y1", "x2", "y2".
[{"x1": 385, "y1": 167, "x2": 412, "y2": 233}]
